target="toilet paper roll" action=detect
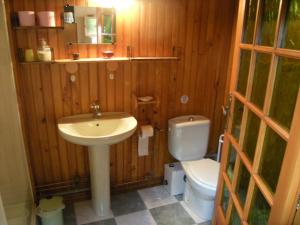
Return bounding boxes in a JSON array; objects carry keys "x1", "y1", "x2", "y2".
[{"x1": 138, "y1": 125, "x2": 154, "y2": 156}]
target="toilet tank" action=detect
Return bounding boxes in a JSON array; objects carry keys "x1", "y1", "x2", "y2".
[{"x1": 168, "y1": 115, "x2": 210, "y2": 161}]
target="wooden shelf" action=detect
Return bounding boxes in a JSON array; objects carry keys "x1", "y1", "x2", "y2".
[
  {"x1": 131, "y1": 57, "x2": 180, "y2": 61},
  {"x1": 19, "y1": 57, "x2": 180, "y2": 64},
  {"x1": 13, "y1": 26, "x2": 64, "y2": 30},
  {"x1": 55, "y1": 57, "x2": 129, "y2": 64},
  {"x1": 133, "y1": 94, "x2": 159, "y2": 110}
]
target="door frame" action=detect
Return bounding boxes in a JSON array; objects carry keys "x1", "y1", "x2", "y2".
[
  {"x1": 291, "y1": 184, "x2": 300, "y2": 225},
  {"x1": 213, "y1": 0, "x2": 300, "y2": 224},
  {"x1": 0, "y1": 194, "x2": 8, "y2": 225}
]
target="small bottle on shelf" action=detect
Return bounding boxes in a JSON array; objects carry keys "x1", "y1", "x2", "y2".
[{"x1": 37, "y1": 38, "x2": 52, "y2": 62}]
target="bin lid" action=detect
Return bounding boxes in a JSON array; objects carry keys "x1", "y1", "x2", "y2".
[{"x1": 38, "y1": 196, "x2": 65, "y2": 212}]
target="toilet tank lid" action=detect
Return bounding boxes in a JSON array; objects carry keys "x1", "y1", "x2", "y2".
[{"x1": 169, "y1": 115, "x2": 209, "y2": 127}]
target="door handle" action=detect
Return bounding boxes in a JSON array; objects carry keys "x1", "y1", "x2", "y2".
[
  {"x1": 223, "y1": 94, "x2": 233, "y2": 131},
  {"x1": 222, "y1": 105, "x2": 230, "y2": 116}
]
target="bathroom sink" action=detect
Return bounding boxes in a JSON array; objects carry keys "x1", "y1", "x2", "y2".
[
  {"x1": 58, "y1": 112, "x2": 137, "y2": 146},
  {"x1": 57, "y1": 112, "x2": 137, "y2": 218}
]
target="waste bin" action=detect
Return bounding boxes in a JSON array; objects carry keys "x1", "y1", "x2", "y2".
[{"x1": 37, "y1": 196, "x2": 65, "y2": 225}]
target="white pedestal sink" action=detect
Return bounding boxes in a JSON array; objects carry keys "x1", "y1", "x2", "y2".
[{"x1": 58, "y1": 112, "x2": 137, "y2": 219}]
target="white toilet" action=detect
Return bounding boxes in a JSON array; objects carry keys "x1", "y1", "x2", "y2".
[{"x1": 168, "y1": 115, "x2": 220, "y2": 220}]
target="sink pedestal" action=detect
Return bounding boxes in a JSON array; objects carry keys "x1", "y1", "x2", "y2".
[{"x1": 88, "y1": 145, "x2": 110, "y2": 216}]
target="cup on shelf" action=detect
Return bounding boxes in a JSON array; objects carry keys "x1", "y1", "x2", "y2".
[
  {"x1": 72, "y1": 53, "x2": 80, "y2": 60},
  {"x1": 37, "y1": 11, "x2": 56, "y2": 27},
  {"x1": 64, "y1": 12, "x2": 74, "y2": 24},
  {"x1": 102, "y1": 50, "x2": 114, "y2": 58},
  {"x1": 17, "y1": 11, "x2": 36, "y2": 26},
  {"x1": 24, "y1": 49, "x2": 35, "y2": 62}
]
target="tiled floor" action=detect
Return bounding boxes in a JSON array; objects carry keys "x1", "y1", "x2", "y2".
[{"x1": 64, "y1": 185, "x2": 211, "y2": 225}]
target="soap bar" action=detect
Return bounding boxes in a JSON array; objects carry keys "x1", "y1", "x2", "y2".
[{"x1": 138, "y1": 96, "x2": 154, "y2": 102}]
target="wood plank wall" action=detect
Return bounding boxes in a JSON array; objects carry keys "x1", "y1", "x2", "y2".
[{"x1": 6, "y1": 0, "x2": 236, "y2": 197}]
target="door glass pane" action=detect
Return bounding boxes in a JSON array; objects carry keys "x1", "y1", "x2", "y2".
[
  {"x1": 248, "y1": 186, "x2": 271, "y2": 225},
  {"x1": 227, "y1": 144, "x2": 238, "y2": 181},
  {"x1": 221, "y1": 184, "x2": 230, "y2": 215},
  {"x1": 269, "y1": 57, "x2": 300, "y2": 130},
  {"x1": 237, "y1": 50, "x2": 252, "y2": 95},
  {"x1": 236, "y1": 163, "x2": 251, "y2": 208},
  {"x1": 281, "y1": 0, "x2": 300, "y2": 50},
  {"x1": 257, "y1": 0, "x2": 280, "y2": 46},
  {"x1": 250, "y1": 53, "x2": 272, "y2": 109},
  {"x1": 230, "y1": 205, "x2": 242, "y2": 225},
  {"x1": 243, "y1": 111, "x2": 260, "y2": 162},
  {"x1": 242, "y1": 0, "x2": 258, "y2": 44},
  {"x1": 259, "y1": 127, "x2": 287, "y2": 193},
  {"x1": 231, "y1": 99, "x2": 244, "y2": 141}
]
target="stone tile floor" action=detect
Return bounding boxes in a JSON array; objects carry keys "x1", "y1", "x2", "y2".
[{"x1": 64, "y1": 185, "x2": 211, "y2": 225}]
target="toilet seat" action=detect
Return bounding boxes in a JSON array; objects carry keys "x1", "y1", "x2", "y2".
[{"x1": 181, "y1": 158, "x2": 220, "y2": 191}]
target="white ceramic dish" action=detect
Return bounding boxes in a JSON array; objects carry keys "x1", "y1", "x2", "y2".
[{"x1": 138, "y1": 96, "x2": 154, "y2": 102}]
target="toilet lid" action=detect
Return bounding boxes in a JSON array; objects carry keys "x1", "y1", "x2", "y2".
[{"x1": 182, "y1": 159, "x2": 220, "y2": 190}]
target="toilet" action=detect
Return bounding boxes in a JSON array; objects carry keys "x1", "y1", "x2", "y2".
[{"x1": 168, "y1": 115, "x2": 220, "y2": 220}]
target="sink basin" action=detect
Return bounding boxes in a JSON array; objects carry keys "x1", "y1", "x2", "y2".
[
  {"x1": 58, "y1": 112, "x2": 137, "y2": 146},
  {"x1": 57, "y1": 112, "x2": 137, "y2": 220}
]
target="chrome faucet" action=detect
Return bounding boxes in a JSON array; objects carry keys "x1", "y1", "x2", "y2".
[{"x1": 90, "y1": 102, "x2": 101, "y2": 118}]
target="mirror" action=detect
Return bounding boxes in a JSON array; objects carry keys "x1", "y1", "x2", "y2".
[{"x1": 64, "y1": 6, "x2": 116, "y2": 44}]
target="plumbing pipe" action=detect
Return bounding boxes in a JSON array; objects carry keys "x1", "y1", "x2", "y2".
[{"x1": 217, "y1": 134, "x2": 224, "y2": 162}]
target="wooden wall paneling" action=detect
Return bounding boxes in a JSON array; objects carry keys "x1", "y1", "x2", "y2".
[
  {"x1": 21, "y1": 65, "x2": 45, "y2": 185},
  {"x1": 126, "y1": 2, "x2": 136, "y2": 57},
  {"x1": 98, "y1": 63, "x2": 107, "y2": 111},
  {"x1": 164, "y1": 1, "x2": 173, "y2": 57},
  {"x1": 136, "y1": 63, "x2": 146, "y2": 180},
  {"x1": 60, "y1": 65, "x2": 78, "y2": 181},
  {"x1": 123, "y1": 62, "x2": 132, "y2": 182},
  {"x1": 106, "y1": 63, "x2": 116, "y2": 111},
  {"x1": 114, "y1": 6, "x2": 123, "y2": 56},
  {"x1": 54, "y1": 0, "x2": 62, "y2": 27},
  {"x1": 68, "y1": 64, "x2": 85, "y2": 179},
  {"x1": 105, "y1": 62, "x2": 117, "y2": 184},
  {"x1": 205, "y1": 0, "x2": 236, "y2": 152},
  {"x1": 209, "y1": 0, "x2": 237, "y2": 152},
  {"x1": 147, "y1": 1, "x2": 156, "y2": 57},
  {"x1": 130, "y1": 62, "x2": 138, "y2": 182},
  {"x1": 115, "y1": 62, "x2": 125, "y2": 184},
  {"x1": 163, "y1": 62, "x2": 175, "y2": 165},
  {"x1": 88, "y1": 63, "x2": 99, "y2": 103},
  {"x1": 7, "y1": 0, "x2": 236, "y2": 197},
  {"x1": 174, "y1": 1, "x2": 187, "y2": 115},
  {"x1": 140, "y1": 63, "x2": 149, "y2": 181},
  {"x1": 160, "y1": 62, "x2": 170, "y2": 128},
  {"x1": 41, "y1": 64, "x2": 62, "y2": 182},
  {"x1": 181, "y1": 0, "x2": 196, "y2": 114},
  {"x1": 208, "y1": 1, "x2": 226, "y2": 152},
  {"x1": 188, "y1": 0, "x2": 202, "y2": 116},
  {"x1": 78, "y1": 64, "x2": 89, "y2": 177},
  {"x1": 154, "y1": 61, "x2": 165, "y2": 177},
  {"x1": 31, "y1": 65, "x2": 54, "y2": 184},
  {"x1": 166, "y1": 60, "x2": 177, "y2": 121},
  {"x1": 138, "y1": 1, "x2": 147, "y2": 56},
  {"x1": 51, "y1": 64, "x2": 70, "y2": 181}
]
